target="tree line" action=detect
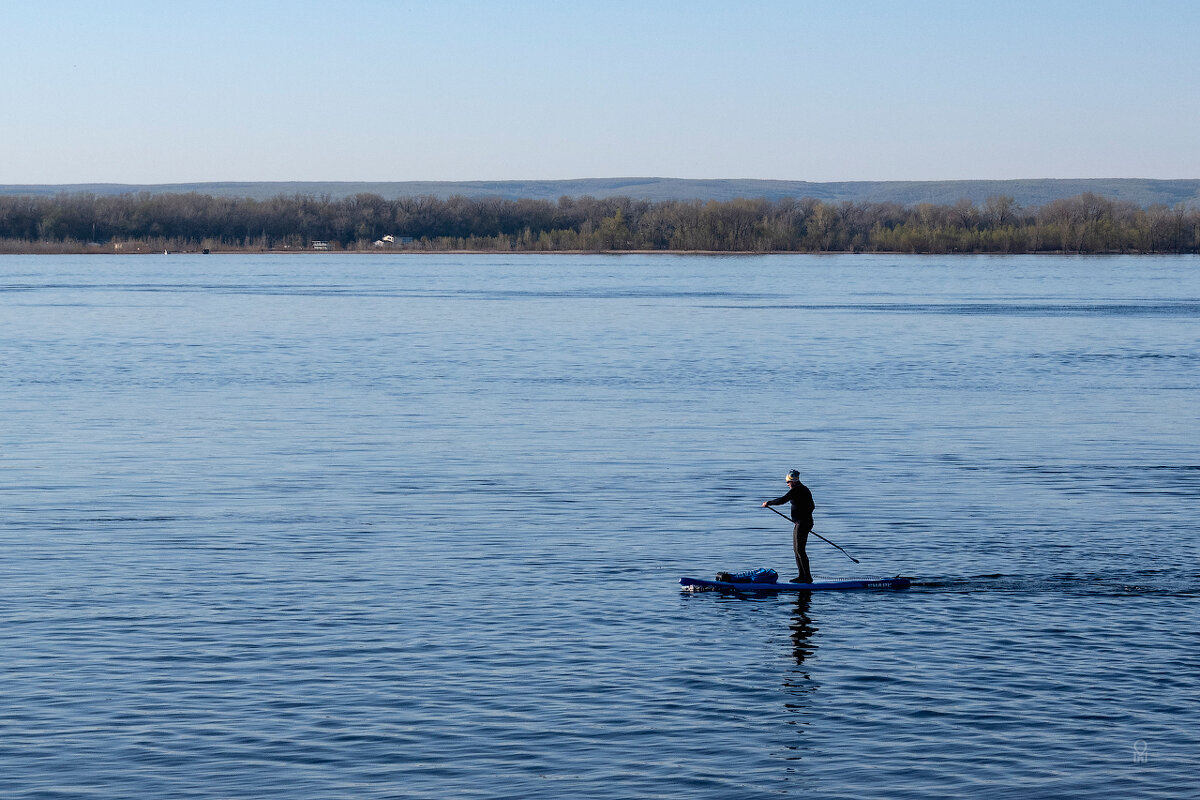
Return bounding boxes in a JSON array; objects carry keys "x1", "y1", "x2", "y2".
[{"x1": 1, "y1": 190, "x2": 1198, "y2": 253}]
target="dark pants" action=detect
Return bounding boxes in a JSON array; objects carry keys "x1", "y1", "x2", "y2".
[{"x1": 793, "y1": 521, "x2": 813, "y2": 583}]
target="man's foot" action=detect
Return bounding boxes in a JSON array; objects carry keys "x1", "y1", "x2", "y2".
[{"x1": 791, "y1": 576, "x2": 812, "y2": 584}]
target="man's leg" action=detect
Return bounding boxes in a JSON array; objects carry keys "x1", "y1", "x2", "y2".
[{"x1": 793, "y1": 523, "x2": 813, "y2": 583}]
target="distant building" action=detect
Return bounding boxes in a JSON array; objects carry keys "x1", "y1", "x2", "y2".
[
  {"x1": 311, "y1": 240, "x2": 329, "y2": 250},
  {"x1": 372, "y1": 235, "x2": 414, "y2": 248}
]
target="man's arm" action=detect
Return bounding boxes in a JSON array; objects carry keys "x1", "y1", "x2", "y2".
[{"x1": 761, "y1": 487, "x2": 795, "y2": 508}]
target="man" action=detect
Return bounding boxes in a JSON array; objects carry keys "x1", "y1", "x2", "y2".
[{"x1": 762, "y1": 470, "x2": 815, "y2": 584}]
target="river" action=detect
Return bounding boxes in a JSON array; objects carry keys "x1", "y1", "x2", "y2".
[{"x1": 1, "y1": 253, "x2": 1196, "y2": 798}]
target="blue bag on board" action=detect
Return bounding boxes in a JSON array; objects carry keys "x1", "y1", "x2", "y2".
[{"x1": 714, "y1": 568, "x2": 778, "y2": 584}]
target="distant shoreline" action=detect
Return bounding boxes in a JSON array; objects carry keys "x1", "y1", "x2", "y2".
[
  {"x1": 2, "y1": 246, "x2": 1194, "y2": 257},
  {"x1": 4, "y1": 190, "x2": 1198, "y2": 255}
]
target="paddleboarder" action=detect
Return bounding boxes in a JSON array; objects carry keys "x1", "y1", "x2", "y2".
[{"x1": 762, "y1": 470, "x2": 815, "y2": 584}]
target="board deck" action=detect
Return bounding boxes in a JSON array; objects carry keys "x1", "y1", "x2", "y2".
[{"x1": 680, "y1": 576, "x2": 911, "y2": 592}]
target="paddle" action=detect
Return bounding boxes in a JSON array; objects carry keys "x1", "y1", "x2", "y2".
[{"x1": 764, "y1": 505, "x2": 860, "y2": 564}]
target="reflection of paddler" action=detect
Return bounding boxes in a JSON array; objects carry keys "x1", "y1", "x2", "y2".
[
  {"x1": 762, "y1": 470, "x2": 815, "y2": 584},
  {"x1": 789, "y1": 592, "x2": 817, "y2": 667}
]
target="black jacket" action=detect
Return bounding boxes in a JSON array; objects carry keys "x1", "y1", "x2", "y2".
[{"x1": 768, "y1": 483, "x2": 815, "y2": 524}]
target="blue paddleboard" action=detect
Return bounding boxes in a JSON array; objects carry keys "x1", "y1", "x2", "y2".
[{"x1": 680, "y1": 576, "x2": 911, "y2": 592}]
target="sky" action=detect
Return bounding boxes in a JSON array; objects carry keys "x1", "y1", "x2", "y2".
[{"x1": 2, "y1": 0, "x2": 1198, "y2": 184}]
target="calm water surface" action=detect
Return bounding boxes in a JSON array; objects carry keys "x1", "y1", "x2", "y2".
[{"x1": 1, "y1": 254, "x2": 1197, "y2": 798}]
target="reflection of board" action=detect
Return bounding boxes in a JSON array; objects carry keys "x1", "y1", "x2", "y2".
[{"x1": 680, "y1": 576, "x2": 911, "y2": 592}]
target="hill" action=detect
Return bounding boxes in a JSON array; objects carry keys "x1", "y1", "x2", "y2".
[{"x1": 2, "y1": 178, "x2": 1199, "y2": 208}]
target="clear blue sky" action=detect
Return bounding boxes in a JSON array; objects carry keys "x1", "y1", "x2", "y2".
[{"x1": 3, "y1": 0, "x2": 1198, "y2": 183}]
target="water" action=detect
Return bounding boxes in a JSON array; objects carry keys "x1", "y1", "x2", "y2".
[{"x1": 1, "y1": 253, "x2": 1197, "y2": 799}]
